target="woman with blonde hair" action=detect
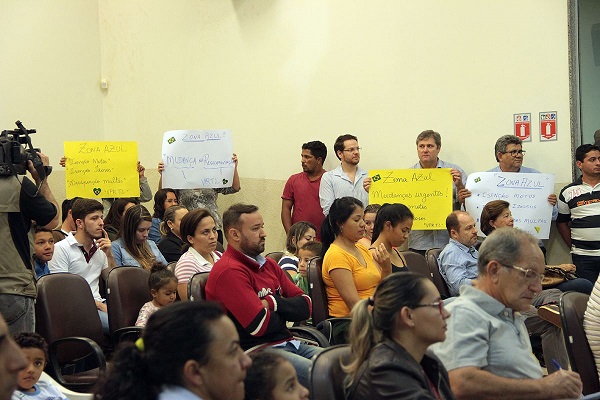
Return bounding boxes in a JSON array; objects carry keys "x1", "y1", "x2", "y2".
[
  {"x1": 345, "y1": 272, "x2": 454, "y2": 400},
  {"x1": 111, "y1": 204, "x2": 167, "y2": 269}
]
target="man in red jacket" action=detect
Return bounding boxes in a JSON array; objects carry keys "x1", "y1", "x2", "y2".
[{"x1": 206, "y1": 203, "x2": 321, "y2": 388}]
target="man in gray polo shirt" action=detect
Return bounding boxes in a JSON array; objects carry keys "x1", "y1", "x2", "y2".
[{"x1": 431, "y1": 227, "x2": 582, "y2": 399}]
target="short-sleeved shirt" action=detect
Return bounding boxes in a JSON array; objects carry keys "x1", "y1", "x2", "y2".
[
  {"x1": 319, "y1": 165, "x2": 369, "y2": 216},
  {"x1": 11, "y1": 380, "x2": 67, "y2": 400},
  {"x1": 278, "y1": 254, "x2": 299, "y2": 273},
  {"x1": 430, "y1": 285, "x2": 543, "y2": 379},
  {"x1": 135, "y1": 301, "x2": 160, "y2": 327},
  {"x1": 558, "y1": 179, "x2": 600, "y2": 256},
  {"x1": 438, "y1": 239, "x2": 479, "y2": 296},
  {"x1": 48, "y1": 232, "x2": 108, "y2": 301},
  {"x1": 174, "y1": 248, "x2": 220, "y2": 284},
  {"x1": 408, "y1": 159, "x2": 466, "y2": 251},
  {"x1": 282, "y1": 171, "x2": 325, "y2": 237},
  {"x1": 322, "y1": 242, "x2": 381, "y2": 317}
]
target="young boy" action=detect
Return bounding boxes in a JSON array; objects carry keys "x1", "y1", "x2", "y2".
[
  {"x1": 11, "y1": 332, "x2": 67, "y2": 400},
  {"x1": 33, "y1": 227, "x2": 55, "y2": 279},
  {"x1": 296, "y1": 241, "x2": 322, "y2": 294}
]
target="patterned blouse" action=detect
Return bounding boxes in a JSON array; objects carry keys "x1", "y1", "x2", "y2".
[{"x1": 177, "y1": 187, "x2": 238, "y2": 229}]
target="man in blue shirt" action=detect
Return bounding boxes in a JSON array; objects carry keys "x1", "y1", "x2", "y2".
[{"x1": 438, "y1": 211, "x2": 479, "y2": 296}]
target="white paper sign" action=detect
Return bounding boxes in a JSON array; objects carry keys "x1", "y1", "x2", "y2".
[
  {"x1": 465, "y1": 172, "x2": 554, "y2": 239},
  {"x1": 161, "y1": 130, "x2": 234, "y2": 189}
]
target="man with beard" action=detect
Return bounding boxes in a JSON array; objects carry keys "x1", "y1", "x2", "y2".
[
  {"x1": 281, "y1": 140, "x2": 327, "y2": 238},
  {"x1": 319, "y1": 134, "x2": 369, "y2": 216},
  {"x1": 49, "y1": 198, "x2": 116, "y2": 333},
  {"x1": 206, "y1": 203, "x2": 321, "y2": 388}
]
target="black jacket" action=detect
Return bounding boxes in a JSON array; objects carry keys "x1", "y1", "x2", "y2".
[
  {"x1": 157, "y1": 232, "x2": 185, "y2": 263},
  {"x1": 347, "y1": 339, "x2": 456, "y2": 400}
]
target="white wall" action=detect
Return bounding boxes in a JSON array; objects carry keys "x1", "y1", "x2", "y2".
[{"x1": 1, "y1": 0, "x2": 575, "y2": 258}]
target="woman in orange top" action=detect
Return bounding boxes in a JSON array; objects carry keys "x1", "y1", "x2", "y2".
[{"x1": 321, "y1": 197, "x2": 390, "y2": 342}]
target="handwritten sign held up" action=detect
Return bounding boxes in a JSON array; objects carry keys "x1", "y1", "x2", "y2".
[
  {"x1": 369, "y1": 169, "x2": 453, "y2": 230},
  {"x1": 161, "y1": 130, "x2": 234, "y2": 189},
  {"x1": 464, "y1": 172, "x2": 554, "y2": 239},
  {"x1": 64, "y1": 142, "x2": 139, "y2": 199}
]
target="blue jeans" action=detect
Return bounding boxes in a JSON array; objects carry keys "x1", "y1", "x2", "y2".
[
  {"x1": 554, "y1": 277, "x2": 593, "y2": 294},
  {"x1": 272, "y1": 342, "x2": 323, "y2": 388},
  {"x1": 0, "y1": 294, "x2": 35, "y2": 334},
  {"x1": 571, "y1": 254, "x2": 600, "y2": 284},
  {"x1": 99, "y1": 310, "x2": 109, "y2": 335}
]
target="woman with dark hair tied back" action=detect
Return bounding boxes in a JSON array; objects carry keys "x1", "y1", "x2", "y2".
[
  {"x1": 157, "y1": 205, "x2": 189, "y2": 263},
  {"x1": 321, "y1": 197, "x2": 391, "y2": 343},
  {"x1": 345, "y1": 272, "x2": 454, "y2": 400},
  {"x1": 175, "y1": 208, "x2": 221, "y2": 300},
  {"x1": 95, "y1": 301, "x2": 252, "y2": 400},
  {"x1": 149, "y1": 189, "x2": 178, "y2": 244},
  {"x1": 370, "y1": 203, "x2": 414, "y2": 273}
]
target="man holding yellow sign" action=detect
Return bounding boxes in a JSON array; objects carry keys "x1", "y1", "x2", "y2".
[{"x1": 405, "y1": 130, "x2": 466, "y2": 255}]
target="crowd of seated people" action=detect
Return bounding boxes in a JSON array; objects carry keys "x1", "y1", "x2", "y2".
[{"x1": 6, "y1": 132, "x2": 600, "y2": 400}]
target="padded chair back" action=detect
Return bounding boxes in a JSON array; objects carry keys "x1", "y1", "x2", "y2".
[
  {"x1": 166, "y1": 261, "x2": 177, "y2": 274},
  {"x1": 36, "y1": 273, "x2": 105, "y2": 359},
  {"x1": 106, "y1": 266, "x2": 152, "y2": 334},
  {"x1": 188, "y1": 272, "x2": 210, "y2": 301},
  {"x1": 425, "y1": 248, "x2": 451, "y2": 299},
  {"x1": 266, "y1": 251, "x2": 285, "y2": 263},
  {"x1": 307, "y1": 257, "x2": 329, "y2": 325},
  {"x1": 310, "y1": 345, "x2": 351, "y2": 400},
  {"x1": 560, "y1": 291, "x2": 600, "y2": 395},
  {"x1": 216, "y1": 241, "x2": 225, "y2": 253},
  {"x1": 402, "y1": 251, "x2": 431, "y2": 280}
]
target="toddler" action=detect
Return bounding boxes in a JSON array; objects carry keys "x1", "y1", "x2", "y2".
[{"x1": 135, "y1": 263, "x2": 177, "y2": 327}]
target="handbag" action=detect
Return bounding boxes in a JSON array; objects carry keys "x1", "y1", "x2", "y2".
[{"x1": 542, "y1": 267, "x2": 577, "y2": 288}]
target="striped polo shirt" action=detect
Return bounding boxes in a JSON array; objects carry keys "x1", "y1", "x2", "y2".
[{"x1": 557, "y1": 180, "x2": 600, "y2": 256}]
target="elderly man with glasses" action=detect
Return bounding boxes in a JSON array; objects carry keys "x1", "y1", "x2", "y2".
[{"x1": 431, "y1": 227, "x2": 582, "y2": 400}]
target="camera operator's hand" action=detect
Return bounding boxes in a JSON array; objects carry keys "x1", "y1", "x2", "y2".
[{"x1": 28, "y1": 152, "x2": 50, "y2": 182}]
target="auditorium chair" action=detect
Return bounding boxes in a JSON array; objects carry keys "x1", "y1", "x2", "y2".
[
  {"x1": 307, "y1": 257, "x2": 352, "y2": 344},
  {"x1": 35, "y1": 273, "x2": 107, "y2": 392},
  {"x1": 425, "y1": 248, "x2": 452, "y2": 299},
  {"x1": 560, "y1": 291, "x2": 600, "y2": 395},
  {"x1": 188, "y1": 271, "x2": 210, "y2": 301},
  {"x1": 265, "y1": 251, "x2": 285, "y2": 263},
  {"x1": 309, "y1": 345, "x2": 351, "y2": 400},
  {"x1": 106, "y1": 266, "x2": 151, "y2": 343},
  {"x1": 402, "y1": 250, "x2": 431, "y2": 280}
]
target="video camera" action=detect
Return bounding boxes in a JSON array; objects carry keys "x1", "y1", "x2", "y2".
[{"x1": 0, "y1": 120, "x2": 44, "y2": 176}]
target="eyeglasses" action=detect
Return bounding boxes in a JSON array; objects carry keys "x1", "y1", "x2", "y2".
[
  {"x1": 342, "y1": 147, "x2": 361, "y2": 153},
  {"x1": 411, "y1": 300, "x2": 444, "y2": 315},
  {"x1": 501, "y1": 150, "x2": 526, "y2": 157},
  {"x1": 502, "y1": 264, "x2": 545, "y2": 283}
]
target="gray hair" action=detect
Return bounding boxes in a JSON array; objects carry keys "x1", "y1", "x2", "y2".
[
  {"x1": 494, "y1": 135, "x2": 522, "y2": 161},
  {"x1": 478, "y1": 227, "x2": 538, "y2": 275}
]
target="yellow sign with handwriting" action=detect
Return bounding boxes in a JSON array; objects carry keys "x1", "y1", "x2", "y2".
[
  {"x1": 369, "y1": 169, "x2": 453, "y2": 230},
  {"x1": 65, "y1": 142, "x2": 139, "y2": 199}
]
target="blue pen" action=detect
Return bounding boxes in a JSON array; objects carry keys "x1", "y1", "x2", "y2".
[{"x1": 551, "y1": 358, "x2": 563, "y2": 371}]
